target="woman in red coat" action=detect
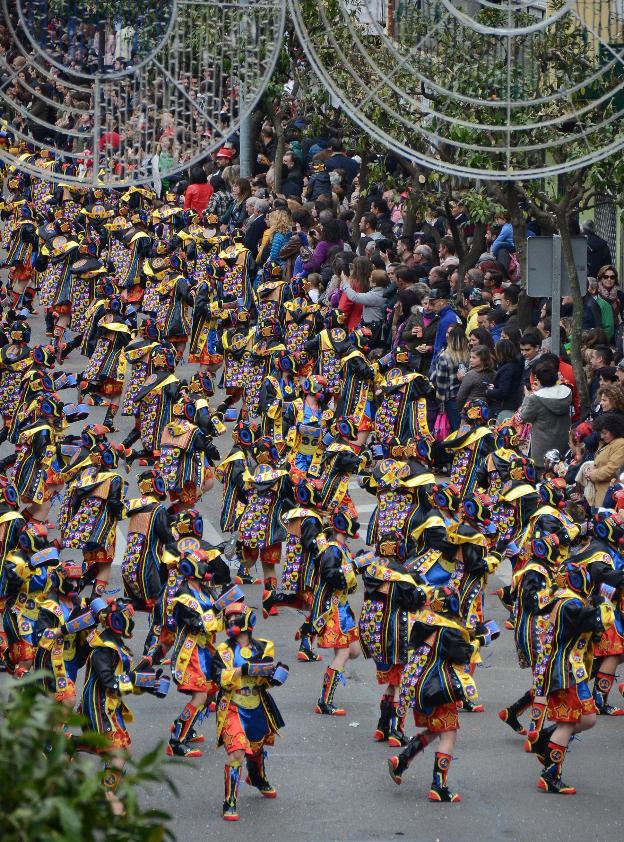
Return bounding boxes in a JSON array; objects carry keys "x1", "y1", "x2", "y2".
[{"x1": 184, "y1": 166, "x2": 214, "y2": 214}]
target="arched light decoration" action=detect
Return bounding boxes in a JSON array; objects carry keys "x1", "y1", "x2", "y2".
[
  {"x1": 0, "y1": 0, "x2": 285, "y2": 186},
  {"x1": 289, "y1": 0, "x2": 624, "y2": 180}
]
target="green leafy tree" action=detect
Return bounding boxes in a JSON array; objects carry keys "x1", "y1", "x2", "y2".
[{"x1": 0, "y1": 675, "x2": 175, "y2": 842}]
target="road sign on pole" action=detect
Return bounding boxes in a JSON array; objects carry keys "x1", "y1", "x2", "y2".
[
  {"x1": 550, "y1": 235, "x2": 562, "y2": 356},
  {"x1": 526, "y1": 236, "x2": 588, "y2": 298}
]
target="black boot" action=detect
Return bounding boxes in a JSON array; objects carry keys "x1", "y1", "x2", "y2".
[
  {"x1": 235, "y1": 562, "x2": 259, "y2": 585},
  {"x1": 297, "y1": 633, "x2": 322, "y2": 663},
  {"x1": 388, "y1": 733, "x2": 429, "y2": 785},
  {"x1": 0, "y1": 453, "x2": 17, "y2": 473},
  {"x1": 102, "y1": 404, "x2": 119, "y2": 432},
  {"x1": 526, "y1": 724, "x2": 556, "y2": 763},
  {"x1": 593, "y1": 670, "x2": 624, "y2": 716},
  {"x1": 498, "y1": 689, "x2": 532, "y2": 735},
  {"x1": 166, "y1": 739, "x2": 202, "y2": 758},
  {"x1": 262, "y1": 588, "x2": 299, "y2": 619},
  {"x1": 127, "y1": 449, "x2": 154, "y2": 465},
  {"x1": 387, "y1": 701, "x2": 407, "y2": 748},
  {"x1": 373, "y1": 696, "x2": 393, "y2": 742},
  {"x1": 537, "y1": 741, "x2": 576, "y2": 795},
  {"x1": 245, "y1": 751, "x2": 277, "y2": 797},
  {"x1": 45, "y1": 311, "x2": 55, "y2": 336},
  {"x1": 60, "y1": 334, "x2": 83, "y2": 361},
  {"x1": 121, "y1": 428, "x2": 140, "y2": 450},
  {"x1": 461, "y1": 698, "x2": 484, "y2": 713}
]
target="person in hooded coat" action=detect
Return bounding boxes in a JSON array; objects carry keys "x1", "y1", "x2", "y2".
[{"x1": 519, "y1": 361, "x2": 572, "y2": 471}]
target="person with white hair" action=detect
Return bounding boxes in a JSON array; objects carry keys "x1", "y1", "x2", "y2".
[{"x1": 243, "y1": 197, "x2": 269, "y2": 255}]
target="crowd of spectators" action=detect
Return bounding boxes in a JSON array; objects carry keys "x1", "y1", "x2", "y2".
[
  {"x1": 169, "y1": 121, "x2": 624, "y2": 510},
  {"x1": 4, "y1": 8, "x2": 624, "y2": 512}
]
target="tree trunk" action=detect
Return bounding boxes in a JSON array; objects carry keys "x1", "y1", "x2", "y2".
[
  {"x1": 445, "y1": 197, "x2": 466, "y2": 267},
  {"x1": 352, "y1": 153, "x2": 371, "y2": 235},
  {"x1": 272, "y1": 109, "x2": 285, "y2": 194},
  {"x1": 458, "y1": 221, "x2": 486, "y2": 291},
  {"x1": 557, "y1": 208, "x2": 589, "y2": 415},
  {"x1": 501, "y1": 182, "x2": 532, "y2": 330},
  {"x1": 401, "y1": 191, "x2": 418, "y2": 238}
]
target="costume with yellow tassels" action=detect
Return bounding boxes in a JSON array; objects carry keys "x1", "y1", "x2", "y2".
[
  {"x1": 124, "y1": 352, "x2": 179, "y2": 461},
  {"x1": 219, "y1": 237, "x2": 253, "y2": 306},
  {"x1": 218, "y1": 309, "x2": 254, "y2": 399},
  {"x1": 312, "y1": 510, "x2": 361, "y2": 715},
  {"x1": 362, "y1": 455, "x2": 437, "y2": 561},
  {"x1": 283, "y1": 288, "x2": 320, "y2": 377},
  {"x1": 531, "y1": 562, "x2": 614, "y2": 795},
  {"x1": 111, "y1": 211, "x2": 152, "y2": 304},
  {"x1": 237, "y1": 448, "x2": 294, "y2": 590},
  {"x1": 168, "y1": 548, "x2": 232, "y2": 758},
  {"x1": 304, "y1": 317, "x2": 351, "y2": 398},
  {"x1": 335, "y1": 332, "x2": 376, "y2": 438},
  {"x1": 121, "y1": 470, "x2": 178, "y2": 611},
  {"x1": 156, "y1": 392, "x2": 222, "y2": 508},
  {"x1": 155, "y1": 269, "x2": 194, "y2": 360},
  {"x1": 214, "y1": 602, "x2": 287, "y2": 821},
  {"x1": 442, "y1": 399, "x2": 495, "y2": 497},
  {"x1": 188, "y1": 270, "x2": 229, "y2": 369},
  {"x1": 257, "y1": 350, "x2": 298, "y2": 452},
  {"x1": 285, "y1": 374, "x2": 332, "y2": 485},
  {"x1": 254, "y1": 263, "x2": 290, "y2": 325},
  {"x1": 389, "y1": 586, "x2": 481, "y2": 803},
  {"x1": 79, "y1": 299, "x2": 131, "y2": 429},
  {"x1": 359, "y1": 555, "x2": 428, "y2": 747},
  {"x1": 261, "y1": 479, "x2": 326, "y2": 662},
  {"x1": 374, "y1": 349, "x2": 434, "y2": 443},
  {"x1": 120, "y1": 319, "x2": 163, "y2": 419},
  {"x1": 59, "y1": 440, "x2": 127, "y2": 597}
]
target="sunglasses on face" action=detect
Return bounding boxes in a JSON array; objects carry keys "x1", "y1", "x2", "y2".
[{"x1": 602, "y1": 273, "x2": 616, "y2": 279}]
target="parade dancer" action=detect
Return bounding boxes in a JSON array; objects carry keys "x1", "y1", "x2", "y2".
[
  {"x1": 262, "y1": 481, "x2": 325, "y2": 662},
  {"x1": 533, "y1": 562, "x2": 614, "y2": 794},
  {"x1": 213, "y1": 602, "x2": 288, "y2": 821},
  {"x1": 59, "y1": 440, "x2": 127, "y2": 596},
  {"x1": 313, "y1": 510, "x2": 361, "y2": 716},
  {"x1": 388, "y1": 587, "x2": 479, "y2": 803},
  {"x1": 442, "y1": 399, "x2": 495, "y2": 497},
  {"x1": 168, "y1": 549, "x2": 230, "y2": 757},
  {"x1": 33, "y1": 559, "x2": 89, "y2": 709},
  {"x1": 80, "y1": 598, "x2": 167, "y2": 814},
  {"x1": 237, "y1": 451, "x2": 294, "y2": 599},
  {"x1": 359, "y1": 556, "x2": 427, "y2": 746},
  {"x1": 121, "y1": 470, "x2": 177, "y2": 611}
]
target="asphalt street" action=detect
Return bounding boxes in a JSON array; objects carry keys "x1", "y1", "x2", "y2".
[{"x1": 1, "y1": 307, "x2": 623, "y2": 842}]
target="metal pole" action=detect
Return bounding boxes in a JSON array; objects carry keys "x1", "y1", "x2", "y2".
[
  {"x1": 551, "y1": 234, "x2": 561, "y2": 357},
  {"x1": 239, "y1": 109, "x2": 253, "y2": 178}
]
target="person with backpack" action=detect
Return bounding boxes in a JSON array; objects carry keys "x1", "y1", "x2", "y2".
[{"x1": 490, "y1": 211, "x2": 521, "y2": 282}]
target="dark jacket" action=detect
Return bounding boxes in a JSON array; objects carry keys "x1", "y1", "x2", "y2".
[
  {"x1": 486, "y1": 358, "x2": 523, "y2": 414},
  {"x1": 502, "y1": 308, "x2": 519, "y2": 336},
  {"x1": 306, "y1": 171, "x2": 332, "y2": 201},
  {"x1": 325, "y1": 153, "x2": 359, "y2": 187},
  {"x1": 282, "y1": 171, "x2": 304, "y2": 199},
  {"x1": 582, "y1": 293, "x2": 601, "y2": 330},
  {"x1": 521, "y1": 353, "x2": 542, "y2": 389},
  {"x1": 244, "y1": 214, "x2": 267, "y2": 256},
  {"x1": 413, "y1": 260, "x2": 433, "y2": 280},
  {"x1": 586, "y1": 231, "x2": 612, "y2": 278}
]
